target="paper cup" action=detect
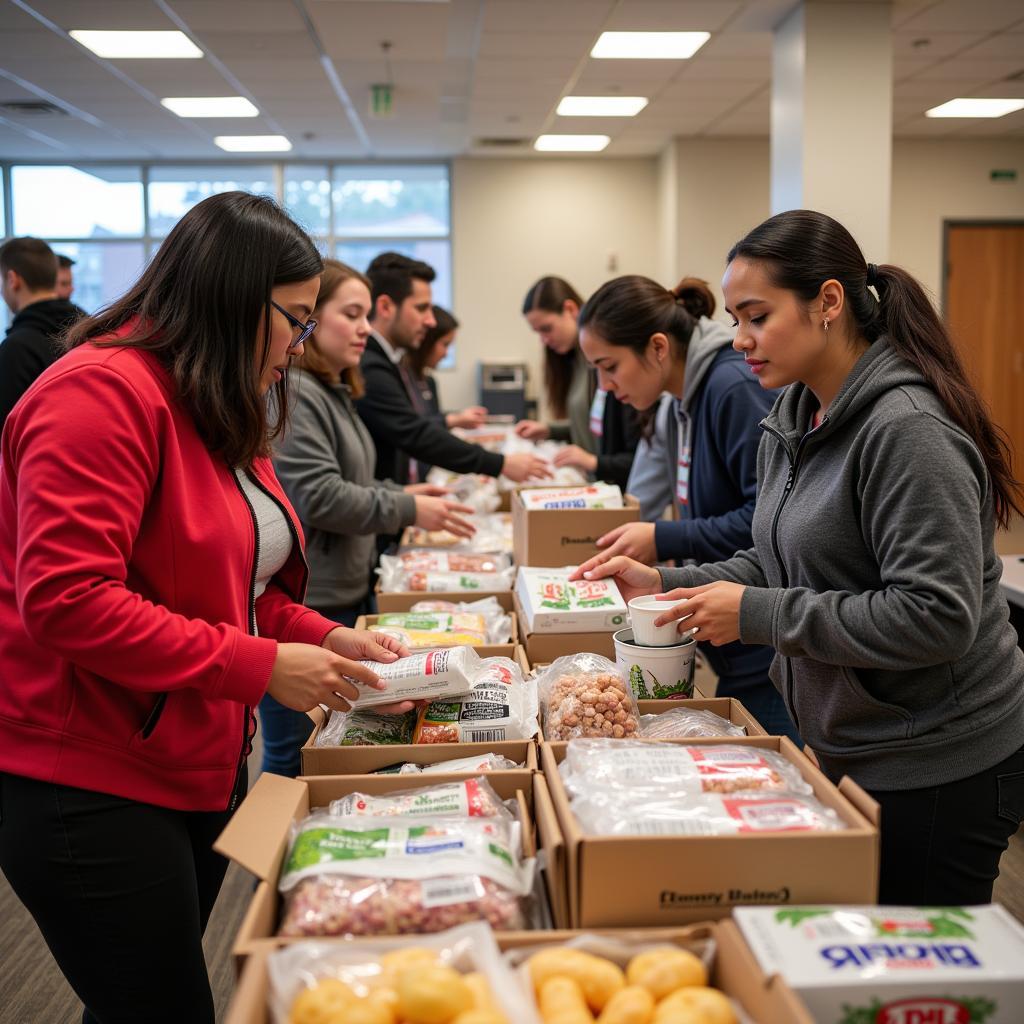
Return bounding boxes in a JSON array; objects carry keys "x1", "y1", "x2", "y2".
[
  {"x1": 628, "y1": 594, "x2": 687, "y2": 646},
  {"x1": 614, "y1": 627, "x2": 696, "y2": 700}
]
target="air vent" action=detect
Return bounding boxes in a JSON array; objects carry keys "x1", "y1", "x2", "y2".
[
  {"x1": 474, "y1": 137, "x2": 531, "y2": 148},
  {"x1": 0, "y1": 100, "x2": 67, "y2": 116}
]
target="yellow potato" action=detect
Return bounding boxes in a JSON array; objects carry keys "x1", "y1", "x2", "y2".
[
  {"x1": 529, "y1": 949, "x2": 625, "y2": 1012},
  {"x1": 538, "y1": 976, "x2": 595, "y2": 1024},
  {"x1": 596, "y1": 985, "x2": 656, "y2": 1024},
  {"x1": 652, "y1": 987, "x2": 736, "y2": 1024},
  {"x1": 289, "y1": 978, "x2": 356, "y2": 1024},
  {"x1": 451, "y1": 1012, "x2": 509, "y2": 1024},
  {"x1": 462, "y1": 972, "x2": 508, "y2": 1021},
  {"x1": 397, "y1": 964, "x2": 474, "y2": 1024},
  {"x1": 340, "y1": 998, "x2": 394, "y2": 1024},
  {"x1": 365, "y1": 986, "x2": 399, "y2": 1023},
  {"x1": 626, "y1": 949, "x2": 707, "y2": 1001},
  {"x1": 381, "y1": 948, "x2": 440, "y2": 974}
]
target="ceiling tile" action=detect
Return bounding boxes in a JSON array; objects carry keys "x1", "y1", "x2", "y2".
[
  {"x1": 604, "y1": 1, "x2": 742, "y2": 33},
  {"x1": 894, "y1": 0, "x2": 1024, "y2": 33}
]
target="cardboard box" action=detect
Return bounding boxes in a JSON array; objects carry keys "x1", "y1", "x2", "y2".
[
  {"x1": 225, "y1": 919, "x2": 814, "y2": 1024},
  {"x1": 354, "y1": 612, "x2": 519, "y2": 650},
  {"x1": 512, "y1": 490, "x2": 641, "y2": 566},
  {"x1": 637, "y1": 697, "x2": 768, "y2": 736},
  {"x1": 515, "y1": 566, "x2": 629, "y2": 634},
  {"x1": 215, "y1": 771, "x2": 539, "y2": 963},
  {"x1": 375, "y1": 581, "x2": 514, "y2": 613},
  {"x1": 513, "y1": 590, "x2": 617, "y2": 663},
  {"x1": 539, "y1": 736, "x2": 880, "y2": 928}
]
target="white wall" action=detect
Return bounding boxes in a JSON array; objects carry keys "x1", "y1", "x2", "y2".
[{"x1": 443, "y1": 156, "x2": 661, "y2": 411}]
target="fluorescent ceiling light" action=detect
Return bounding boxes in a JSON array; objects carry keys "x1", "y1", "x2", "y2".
[
  {"x1": 925, "y1": 98, "x2": 1024, "y2": 118},
  {"x1": 534, "y1": 134, "x2": 610, "y2": 152},
  {"x1": 162, "y1": 96, "x2": 258, "y2": 118},
  {"x1": 557, "y1": 96, "x2": 648, "y2": 117},
  {"x1": 215, "y1": 135, "x2": 292, "y2": 152},
  {"x1": 591, "y1": 31, "x2": 709, "y2": 60},
  {"x1": 70, "y1": 30, "x2": 202, "y2": 59}
]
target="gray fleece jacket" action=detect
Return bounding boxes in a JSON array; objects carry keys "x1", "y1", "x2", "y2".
[
  {"x1": 273, "y1": 369, "x2": 416, "y2": 609},
  {"x1": 660, "y1": 338, "x2": 1024, "y2": 790}
]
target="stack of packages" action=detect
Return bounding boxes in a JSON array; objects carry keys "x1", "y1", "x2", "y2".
[
  {"x1": 378, "y1": 550, "x2": 515, "y2": 595},
  {"x1": 366, "y1": 597, "x2": 513, "y2": 649}
]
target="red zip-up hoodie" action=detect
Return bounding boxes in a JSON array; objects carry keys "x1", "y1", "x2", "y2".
[{"x1": 0, "y1": 336, "x2": 338, "y2": 811}]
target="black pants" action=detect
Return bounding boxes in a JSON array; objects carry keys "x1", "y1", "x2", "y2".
[
  {"x1": 0, "y1": 771, "x2": 241, "y2": 1024},
  {"x1": 870, "y1": 744, "x2": 1024, "y2": 905}
]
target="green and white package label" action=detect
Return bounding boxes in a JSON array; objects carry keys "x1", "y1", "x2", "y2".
[{"x1": 735, "y1": 905, "x2": 1024, "y2": 1024}]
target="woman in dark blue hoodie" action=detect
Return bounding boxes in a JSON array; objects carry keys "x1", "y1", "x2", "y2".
[{"x1": 572, "y1": 275, "x2": 797, "y2": 742}]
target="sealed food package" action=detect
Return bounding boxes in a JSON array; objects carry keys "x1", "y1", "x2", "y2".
[
  {"x1": 536, "y1": 654, "x2": 641, "y2": 740},
  {"x1": 395, "y1": 549, "x2": 512, "y2": 574},
  {"x1": 570, "y1": 790, "x2": 844, "y2": 836},
  {"x1": 277, "y1": 814, "x2": 535, "y2": 937},
  {"x1": 639, "y1": 707, "x2": 747, "y2": 739},
  {"x1": 378, "y1": 553, "x2": 515, "y2": 594},
  {"x1": 347, "y1": 647, "x2": 483, "y2": 709},
  {"x1": 559, "y1": 739, "x2": 812, "y2": 796},
  {"x1": 413, "y1": 658, "x2": 540, "y2": 744},
  {"x1": 424, "y1": 466, "x2": 502, "y2": 513},
  {"x1": 329, "y1": 777, "x2": 512, "y2": 820},
  {"x1": 402, "y1": 512, "x2": 512, "y2": 554},
  {"x1": 519, "y1": 483, "x2": 623, "y2": 510},
  {"x1": 268, "y1": 921, "x2": 540, "y2": 1024},
  {"x1": 314, "y1": 707, "x2": 417, "y2": 747},
  {"x1": 397, "y1": 753, "x2": 522, "y2": 774},
  {"x1": 516, "y1": 568, "x2": 629, "y2": 634},
  {"x1": 370, "y1": 611, "x2": 490, "y2": 649},
  {"x1": 410, "y1": 595, "x2": 513, "y2": 643}
]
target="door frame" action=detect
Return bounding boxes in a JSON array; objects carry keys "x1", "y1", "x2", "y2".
[{"x1": 941, "y1": 219, "x2": 1024, "y2": 315}]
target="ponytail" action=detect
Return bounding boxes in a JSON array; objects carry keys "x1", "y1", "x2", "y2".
[
  {"x1": 673, "y1": 276, "x2": 716, "y2": 319},
  {"x1": 728, "y1": 210, "x2": 1023, "y2": 528}
]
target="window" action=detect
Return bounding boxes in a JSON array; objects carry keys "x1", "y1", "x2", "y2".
[
  {"x1": 147, "y1": 164, "x2": 276, "y2": 237},
  {"x1": 12, "y1": 165, "x2": 143, "y2": 238},
  {"x1": 284, "y1": 165, "x2": 330, "y2": 240},
  {"x1": 333, "y1": 164, "x2": 449, "y2": 239},
  {"x1": 48, "y1": 241, "x2": 146, "y2": 314}
]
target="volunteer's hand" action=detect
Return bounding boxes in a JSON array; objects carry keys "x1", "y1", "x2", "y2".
[
  {"x1": 654, "y1": 581, "x2": 746, "y2": 646},
  {"x1": 413, "y1": 496, "x2": 476, "y2": 538},
  {"x1": 404, "y1": 483, "x2": 451, "y2": 497},
  {"x1": 322, "y1": 627, "x2": 418, "y2": 714},
  {"x1": 595, "y1": 522, "x2": 658, "y2": 564},
  {"x1": 514, "y1": 419, "x2": 549, "y2": 441},
  {"x1": 552, "y1": 444, "x2": 598, "y2": 474},
  {"x1": 446, "y1": 406, "x2": 488, "y2": 430},
  {"x1": 266, "y1": 642, "x2": 384, "y2": 713},
  {"x1": 501, "y1": 452, "x2": 553, "y2": 483},
  {"x1": 568, "y1": 555, "x2": 661, "y2": 604}
]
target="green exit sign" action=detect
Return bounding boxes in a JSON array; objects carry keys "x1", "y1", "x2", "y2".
[{"x1": 990, "y1": 168, "x2": 1017, "y2": 181}]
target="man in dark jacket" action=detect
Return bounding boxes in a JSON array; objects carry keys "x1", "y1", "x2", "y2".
[
  {"x1": 355, "y1": 252, "x2": 548, "y2": 486},
  {"x1": 1, "y1": 237, "x2": 83, "y2": 433}
]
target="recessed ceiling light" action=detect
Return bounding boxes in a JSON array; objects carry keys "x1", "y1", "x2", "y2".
[
  {"x1": 215, "y1": 135, "x2": 292, "y2": 152},
  {"x1": 70, "y1": 30, "x2": 203, "y2": 59},
  {"x1": 557, "y1": 96, "x2": 648, "y2": 117},
  {"x1": 534, "y1": 134, "x2": 610, "y2": 152},
  {"x1": 162, "y1": 97, "x2": 258, "y2": 118},
  {"x1": 591, "y1": 31, "x2": 709, "y2": 60},
  {"x1": 925, "y1": 98, "x2": 1024, "y2": 118}
]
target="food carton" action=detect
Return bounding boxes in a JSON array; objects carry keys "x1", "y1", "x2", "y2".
[{"x1": 515, "y1": 567, "x2": 628, "y2": 634}]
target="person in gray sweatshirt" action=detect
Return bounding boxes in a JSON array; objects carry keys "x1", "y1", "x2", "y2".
[
  {"x1": 582, "y1": 210, "x2": 1024, "y2": 905},
  {"x1": 267, "y1": 259, "x2": 475, "y2": 776}
]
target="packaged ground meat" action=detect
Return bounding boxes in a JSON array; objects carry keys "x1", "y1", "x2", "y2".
[
  {"x1": 277, "y1": 815, "x2": 534, "y2": 937},
  {"x1": 328, "y1": 777, "x2": 511, "y2": 820},
  {"x1": 314, "y1": 707, "x2": 417, "y2": 747},
  {"x1": 413, "y1": 657, "x2": 539, "y2": 744},
  {"x1": 347, "y1": 647, "x2": 483, "y2": 709},
  {"x1": 537, "y1": 654, "x2": 641, "y2": 740},
  {"x1": 639, "y1": 707, "x2": 747, "y2": 739}
]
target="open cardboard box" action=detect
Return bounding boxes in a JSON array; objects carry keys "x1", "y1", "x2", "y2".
[
  {"x1": 225, "y1": 919, "x2": 813, "y2": 1024},
  {"x1": 214, "y1": 771, "x2": 541, "y2": 965},
  {"x1": 512, "y1": 490, "x2": 641, "y2": 566},
  {"x1": 354, "y1": 612, "x2": 519, "y2": 650},
  {"x1": 375, "y1": 580, "x2": 514, "y2": 613},
  {"x1": 299, "y1": 646, "x2": 536, "y2": 776},
  {"x1": 513, "y1": 590, "x2": 616, "y2": 662},
  {"x1": 538, "y1": 735, "x2": 880, "y2": 929}
]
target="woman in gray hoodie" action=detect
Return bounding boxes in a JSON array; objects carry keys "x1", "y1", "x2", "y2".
[
  {"x1": 266, "y1": 259, "x2": 475, "y2": 776},
  {"x1": 585, "y1": 210, "x2": 1024, "y2": 905}
]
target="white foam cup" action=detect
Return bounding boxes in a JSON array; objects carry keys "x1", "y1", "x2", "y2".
[{"x1": 628, "y1": 594, "x2": 689, "y2": 646}]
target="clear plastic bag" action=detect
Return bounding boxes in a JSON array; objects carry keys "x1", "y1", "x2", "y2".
[
  {"x1": 397, "y1": 753, "x2": 522, "y2": 774},
  {"x1": 639, "y1": 707, "x2": 747, "y2": 739},
  {"x1": 377, "y1": 553, "x2": 515, "y2": 593},
  {"x1": 328, "y1": 777, "x2": 512, "y2": 821},
  {"x1": 370, "y1": 611, "x2": 491, "y2": 649},
  {"x1": 394, "y1": 549, "x2": 512, "y2": 574},
  {"x1": 413, "y1": 657, "x2": 540, "y2": 744},
  {"x1": 425, "y1": 466, "x2": 502, "y2": 513},
  {"x1": 314, "y1": 707, "x2": 417, "y2": 747},
  {"x1": 277, "y1": 814, "x2": 535, "y2": 938},
  {"x1": 268, "y1": 921, "x2": 540, "y2": 1024},
  {"x1": 411, "y1": 595, "x2": 513, "y2": 643},
  {"x1": 347, "y1": 647, "x2": 483, "y2": 709},
  {"x1": 536, "y1": 654, "x2": 641, "y2": 740},
  {"x1": 401, "y1": 511, "x2": 511, "y2": 553}
]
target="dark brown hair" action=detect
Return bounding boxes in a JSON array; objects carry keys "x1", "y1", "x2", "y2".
[
  {"x1": 522, "y1": 276, "x2": 584, "y2": 419},
  {"x1": 366, "y1": 251, "x2": 435, "y2": 320},
  {"x1": 407, "y1": 305, "x2": 459, "y2": 379},
  {"x1": 65, "y1": 191, "x2": 323, "y2": 467},
  {"x1": 0, "y1": 236, "x2": 58, "y2": 291},
  {"x1": 298, "y1": 258, "x2": 370, "y2": 398},
  {"x1": 728, "y1": 209, "x2": 1023, "y2": 527}
]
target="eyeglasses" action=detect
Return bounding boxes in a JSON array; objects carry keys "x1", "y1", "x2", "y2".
[{"x1": 271, "y1": 300, "x2": 317, "y2": 348}]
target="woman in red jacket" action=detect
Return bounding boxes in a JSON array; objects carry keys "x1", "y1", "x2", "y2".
[{"x1": 0, "y1": 192, "x2": 411, "y2": 1024}]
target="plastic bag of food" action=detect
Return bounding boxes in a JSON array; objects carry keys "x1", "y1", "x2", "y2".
[
  {"x1": 401, "y1": 512, "x2": 511, "y2": 553},
  {"x1": 277, "y1": 814, "x2": 535, "y2": 937},
  {"x1": 329, "y1": 777, "x2": 512, "y2": 820},
  {"x1": 425, "y1": 466, "x2": 502, "y2": 513},
  {"x1": 370, "y1": 611, "x2": 491, "y2": 649},
  {"x1": 413, "y1": 658, "x2": 540, "y2": 744},
  {"x1": 559, "y1": 738, "x2": 812, "y2": 796},
  {"x1": 377, "y1": 554, "x2": 515, "y2": 593},
  {"x1": 268, "y1": 921, "x2": 539, "y2": 1024},
  {"x1": 314, "y1": 707, "x2": 417, "y2": 747},
  {"x1": 570, "y1": 789, "x2": 844, "y2": 837},
  {"x1": 536, "y1": 654, "x2": 641, "y2": 740},
  {"x1": 395, "y1": 549, "x2": 512, "y2": 574},
  {"x1": 347, "y1": 647, "x2": 483, "y2": 709},
  {"x1": 410, "y1": 595, "x2": 513, "y2": 643},
  {"x1": 639, "y1": 707, "x2": 747, "y2": 739},
  {"x1": 397, "y1": 753, "x2": 522, "y2": 774},
  {"x1": 518, "y1": 482, "x2": 624, "y2": 510}
]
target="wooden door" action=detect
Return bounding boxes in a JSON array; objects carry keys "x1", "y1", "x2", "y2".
[{"x1": 945, "y1": 223, "x2": 1024, "y2": 477}]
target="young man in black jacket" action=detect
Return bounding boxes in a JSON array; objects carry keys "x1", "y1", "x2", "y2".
[
  {"x1": 0, "y1": 237, "x2": 83, "y2": 433},
  {"x1": 355, "y1": 252, "x2": 548, "y2": 486}
]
